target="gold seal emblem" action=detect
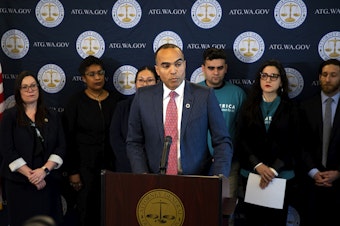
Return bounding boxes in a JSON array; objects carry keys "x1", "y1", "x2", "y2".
[{"x1": 137, "y1": 189, "x2": 185, "y2": 226}]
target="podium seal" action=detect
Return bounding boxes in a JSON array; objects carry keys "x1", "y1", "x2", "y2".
[{"x1": 137, "y1": 189, "x2": 185, "y2": 226}]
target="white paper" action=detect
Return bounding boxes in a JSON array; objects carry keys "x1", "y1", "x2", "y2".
[{"x1": 244, "y1": 172, "x2": 286, "y2": 209}]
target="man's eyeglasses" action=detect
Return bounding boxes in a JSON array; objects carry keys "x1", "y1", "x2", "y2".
[
  {"x1": 260, "y1": 72, "x2": 280, "y2": 81},
  {"x1": 85, "y1": 70, "x2": 105, "y2": 77},
  {"x1": 20, "y1": 83, "x2": 39, "y2": 92},
  {"x1": 136, "y1": 78, "x2": 156, "y2": 84}
]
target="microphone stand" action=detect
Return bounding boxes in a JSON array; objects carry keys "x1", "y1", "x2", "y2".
[{"x1": 159, "y1": 136, "x2": 172, "y2": 175}]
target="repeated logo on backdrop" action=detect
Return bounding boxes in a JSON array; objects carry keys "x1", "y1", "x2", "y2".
[
  {"x1": 153, "y1": 31, "x2": 184, "y2": 52},
  {"x1": 190, "y1": 68, "x2": 205, "y2": 84},
  {"x1": 37, "y1": 64, "x2": 66, "y2": 94},
  {"x1": 1, "y1": 0, "x2": 339, "y2": 99},
  {"x1": 274, "y1": 0, "x2": 307, "y2": 29},
  {"x1": 233, "y1": 32, "x2": 265, "y2": 64},
  {"x1": 1, "y1": 29, "x2": 29, "y2": 59},
  {"x1": 285, "y1": 67, "x2": 304, "y2": 99},
  {"x1": 112, "y1": 0, "x2": 142, "y2": 29},
  {"x1": 76, "y1": 31, "x2": 105, "y2": 59},
  {"x1": 113, "y1": 65, "x2": 137, "y2": 95},
  {"x1": 319, "y1": 31, "x2": 340, "y2": 61},
  {"x1": 191, "y1": 0, "x2": 222, "y2": 29},
  {"x1": 35, "y1": 0, "x2": 64, "y2": 28}
]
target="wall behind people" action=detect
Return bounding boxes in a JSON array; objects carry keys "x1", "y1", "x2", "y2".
[{"x1": 0, "y1": 0, "x2": 339, "y2": 111}]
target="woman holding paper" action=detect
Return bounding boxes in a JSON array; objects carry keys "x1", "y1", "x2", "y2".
[{"x1": 234, "y1": 59, "x2": 300, "y2": 226}]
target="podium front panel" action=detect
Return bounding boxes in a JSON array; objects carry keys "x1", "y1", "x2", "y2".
[{"x1": 101, "y1": 171, "x2": 225, "y2": 226}]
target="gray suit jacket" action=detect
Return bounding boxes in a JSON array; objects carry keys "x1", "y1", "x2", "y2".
[{"x1": 126, "y1": 80, "x2": 233, "y2": 176}]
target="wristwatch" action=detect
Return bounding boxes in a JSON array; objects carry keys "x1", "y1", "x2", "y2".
[{"x1": 42, "y1": 166, "x2": 50, "y2": 175}]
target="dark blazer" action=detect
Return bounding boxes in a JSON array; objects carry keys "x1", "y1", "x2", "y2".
[
  {"x1": 235, "y1": 99, "x2": 300, "y2": 174},
  {"x1": 126, "y1": 80, "x2": 233, "y2": 177},
  {"x1": 110, "y1": 96, "x2": 134, "y2": 172},
  {"x1": 299, "y1": 93, "x2": 340, "y2": 172},
  {"x1": 0, "y1": 107, "x2": 65, "y2": 182},
  {"x1": 298, "y1": 93, "x2": 340, "y2": 226}
]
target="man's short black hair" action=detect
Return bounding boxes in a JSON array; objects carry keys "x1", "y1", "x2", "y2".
[{"x1": 202, "y1": 47, "x2": 226, "y2": 63}]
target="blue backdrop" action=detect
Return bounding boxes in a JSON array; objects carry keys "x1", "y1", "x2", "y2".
[{"x1": 0, "y1": 0, "x2": 339, "y2": 112}]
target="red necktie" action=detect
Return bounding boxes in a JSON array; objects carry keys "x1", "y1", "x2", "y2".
[{"x1": 165, "y1": 91, "x2": 178, "y2": 175}]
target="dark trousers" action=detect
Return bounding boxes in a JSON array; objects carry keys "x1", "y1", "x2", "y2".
[{"x1": 299, "y1": 178, "x2": 340, "y2": 226}]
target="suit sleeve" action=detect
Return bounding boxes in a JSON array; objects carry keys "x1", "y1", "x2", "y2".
[
  {"x1": 126, "y1": 90, "x2": 149, "y2": 173},
  {"x1": 208, "y1": 88, "x2": 233, "y2": 177}
]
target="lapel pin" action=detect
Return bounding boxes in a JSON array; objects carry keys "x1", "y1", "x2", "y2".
[{"x1": 185, "y1": 103, "x2": 190, "y2": 109}]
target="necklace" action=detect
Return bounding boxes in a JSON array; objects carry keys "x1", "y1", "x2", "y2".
[
  {"x1": 87, "y1": 89, "x2": 103, "y2": 101},
  {"x1": 86, "y1": 89, "x2": 105, "y2": 109}
]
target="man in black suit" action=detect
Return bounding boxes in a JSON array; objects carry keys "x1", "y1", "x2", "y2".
[{"x1": 299, "y1": 59, "x2": 340, "y2": 226}]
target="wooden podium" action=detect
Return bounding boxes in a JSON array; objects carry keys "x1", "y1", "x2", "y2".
[{"x1": 101, "y1": 170, "x2": 234, "y2": 226}]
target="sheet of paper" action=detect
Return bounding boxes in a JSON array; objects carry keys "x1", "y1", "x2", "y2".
[{"x1": 244, "y1": 172, "x2": 286, "y2": 209}]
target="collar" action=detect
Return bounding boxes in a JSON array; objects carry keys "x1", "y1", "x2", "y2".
[
  {"x1": 163, "y1": 80, "x2": 185, "y2": 99},
  {"x1": 321, "y1": 91, "x2": 340, "y2": 105}
]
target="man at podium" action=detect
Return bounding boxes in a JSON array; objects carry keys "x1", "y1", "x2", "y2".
[{"x1": 126, "y1": 43, "x2": 233, "y2": 177}]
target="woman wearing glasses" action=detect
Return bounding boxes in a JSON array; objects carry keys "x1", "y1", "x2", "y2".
[
  {"x1": 62, "y1": 56, "x2": 123, "y2": 226},
  {"x1": 0, "y1": 71, "x2": 65, "y2": 226},
  {"x1": 234, "y1": 59, "x2": 300, "y2": 226}
]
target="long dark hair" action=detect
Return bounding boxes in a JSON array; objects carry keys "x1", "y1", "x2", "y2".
[
  {"x1": 14, "y1": 70, "x2": 47, "y2": 126},
  {"x1": 241, "y1": 59, "x2": 289, "y2": 122}
]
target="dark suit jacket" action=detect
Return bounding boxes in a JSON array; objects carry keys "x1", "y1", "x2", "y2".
[
  {"x1": 126, "y1": 80, "x2": 233, "y2": 177},
  {"x1": 0, "y1": 107, "x2": 65, "y2": 182},
  {"x1": 299, "y1": 93, "x2": 340, "y2": 172},
  {"x1": 110, "y1": 96, "x2": 134, "y2": 172},
  {"x1": 235, "y1": 99, "x2": 300, "y2": 174}
]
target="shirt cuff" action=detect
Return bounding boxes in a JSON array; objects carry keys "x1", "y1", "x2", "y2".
[
  {"x1": 308, "y1": 168, "x2": 319, "y2": 178},
  {"x1": 9, "y1": 158, "x2": 27, "y2": 172},
  {"x1": 49, "y1": 154, "x2": 63, "y2": 169},
  {"x1": 254, "y1": 162, "x2": 263, "y2": 171},
  {"x1": 269, "y1": 167, "x2": 278, "y2": 176}
]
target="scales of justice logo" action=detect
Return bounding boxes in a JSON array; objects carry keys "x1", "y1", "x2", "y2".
[
  {"x1": 274, "y1": 0, "x2": 307, "y2": 29},
  {"x1": 191, "y1": 0, "x2": 222, "y2": 29},
  {"x1": 4, "y1": 95, "x2": 16, "y2": 110},
  {"x1": 233, "y1": 31, "x2": 265, "y2": 63},
  {"x1": 35, "y1": 0, "x2": 64, "y2": 28},
  {"x1": 76, "y1": 31, "x2": 105, "y2": 59},
  {"x1": 1, "y1": 29, "x2": 29, "y2": 59},
  {"x1": 137, "y1": 189, "x2": 185, "y2": 226},
  {"x1": 37, "y1": 64, "x2": 66, "y2": 94},
  {"x1": 112, "y1": 0, "x2": 142, "y2": 29},
  {"x1": 285, "y1": 67, "x2": 304, "y2": 99},
  {"x1": 190, "y1": 67, "x2": 205, "y2": 84},
  {"x1": 113, "y1": 65, "x2": 138, "y2": 95},
  {"x1": 319, "y1": 31, "x2": 340, "y2": 61},
  {"x1": 153, "y1": 31, "x2": 183, "y2": 52}
]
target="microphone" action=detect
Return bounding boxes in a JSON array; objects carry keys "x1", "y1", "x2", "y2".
[{"x1": 159, "y1": 136, "x2": 172, "y2": 175}]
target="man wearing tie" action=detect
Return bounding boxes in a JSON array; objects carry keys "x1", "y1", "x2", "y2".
[
  {"x1": 299, "y1": 59, "x2": 340, "y2": 226},
  {"x1": 126, "y1": 43, "x2": 233, "y2": 177}
]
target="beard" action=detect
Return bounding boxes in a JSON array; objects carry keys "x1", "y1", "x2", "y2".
[{"x1": 320, "y1": 81, "x2": 340, "y2": 95}]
